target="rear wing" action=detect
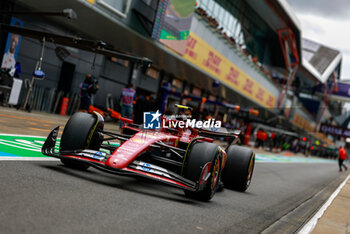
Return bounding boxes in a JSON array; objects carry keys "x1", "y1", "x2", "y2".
[{"x1": 197, "y1": 128, "x2": 240, "y2": 151}]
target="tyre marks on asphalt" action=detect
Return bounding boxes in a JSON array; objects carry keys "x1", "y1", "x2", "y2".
[
  {"x1": 0, "y1": 114, "x2": 57, "y2": 124},
  {"x1": 27, "y1": 127, "x2": 62, "y2": 134},
  {"x1": 0, "y1": 113, "x2": 65, "y2": 136}
]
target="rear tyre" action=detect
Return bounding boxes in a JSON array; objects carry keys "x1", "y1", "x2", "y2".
[
  {"x1": 221, "y1": 145, "x2": 255, "y2": 192},
  {"x1": 183, "y1": 142, "x2": 222, "y2": 201},
  {"x1": 60, "y1": 112, "x2": 104, "y2": 170}
]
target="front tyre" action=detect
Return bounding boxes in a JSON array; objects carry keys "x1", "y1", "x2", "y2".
[
  {"x1": 183, "y1": 142, "x2": 222, "y2": 201},
  {"x1": 60, "y1": 112, "x2": 104, "y2": 170},
  {"x1": 221, "y1": 145, "x2": 255, "y2": 192}
]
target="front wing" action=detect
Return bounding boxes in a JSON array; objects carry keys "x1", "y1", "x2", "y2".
[{"x1": 42, "y1": 127, "x2": 199, "y2": 192}]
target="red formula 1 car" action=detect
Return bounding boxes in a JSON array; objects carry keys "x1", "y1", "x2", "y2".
[{"x1": 42, "y1": 109, "x2": 255, "y2": 201}]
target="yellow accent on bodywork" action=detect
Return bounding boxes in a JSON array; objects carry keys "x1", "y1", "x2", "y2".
[{"x1": 86, "y1": 111, "x2": 103, "y2": 148}]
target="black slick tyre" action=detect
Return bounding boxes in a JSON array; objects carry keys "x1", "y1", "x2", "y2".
[
  {"x1": 221, "y1": 145, "x2": 255, "y2": 192},
  {"x1": 183, "y1": 142, "x2": 222, "y2": 201},
  {"x1": 60, "y1": 112, "x2": 104, "y2": 170}
]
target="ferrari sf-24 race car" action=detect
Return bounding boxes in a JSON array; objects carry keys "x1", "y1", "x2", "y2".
[{"x1": 42, "y1": 106, "x2": 255, "y2": 201}]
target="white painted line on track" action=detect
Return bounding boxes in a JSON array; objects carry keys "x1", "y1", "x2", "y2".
[
  {"x1": 0, "y1": 157, "x2": 59, "y2": 161},
  {"x1": 298, "y1": 174, "x2": 350, "y2": 234},
  {"x1": 256, "y1": 161, "x2": 334, "y2": 164},
  {"x1": 0, "y1": 133, "x2": 46, "y2": 138}
]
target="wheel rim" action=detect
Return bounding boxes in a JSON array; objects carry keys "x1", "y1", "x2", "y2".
[
  {"x1": 246, "y1": 154, "x2": 255, "y2": 187},
  {"x1": 211, "y1": 157, "x2": 221, "y2": 190}
]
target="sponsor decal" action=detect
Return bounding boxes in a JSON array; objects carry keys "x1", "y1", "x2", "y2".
[
  {"x1": 136, "y1": 161, "x2": 171, "y2": 178},
  {"x1": 93, "y1": 151, "x2": 105, "y2": 160},
  {"x1": 182, "y1": 32, "x2": 277, "y2": 108},
  {"x1": 143, "y1": 110, "x2": 221, "y2": 130},
  {"x1": 143, "y1": 110, "x2": 162, "y2": 129},
  {"x1": 74, "y1": 150, "x2": 107, "y2": 161},
  {"x1": 140, "y1": 163, "x2": 151, "y2": 172},
  {"x1": 162, "y1": 118, "x2": 221, "y2": 129},
  {"x1": 320, "y1": 123, "x2": 350, "y2": 138}
]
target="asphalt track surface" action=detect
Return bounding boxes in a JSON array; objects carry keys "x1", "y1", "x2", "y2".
[{"x1": 0, "y1": 159, "x2": 347, "y2": 234}]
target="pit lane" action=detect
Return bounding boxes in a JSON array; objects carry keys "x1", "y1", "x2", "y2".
[{"x1": 0, "y1": 108, "x2": 348, "y2": 233}]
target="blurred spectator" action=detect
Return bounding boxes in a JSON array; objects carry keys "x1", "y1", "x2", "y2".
[
  {"x1": 134, "y1": 93, "x2": 158, "y2": 124},
  {"x1": 305, "y1": 141, "x2": 311, "y2": 156},
  {"x1": 269, "y1": 132, "x2": 276, "y2": 151},
  {"x1": 205, "y1": 112, "x2": 213, "y2": 120},
  {"x1": 238, "y1": 121, "x2": 248, "y2": 145},
  {"x1": 338, "y1": 146, "x2": 348, "y2": 172},
  {"x1": 261, "y1": 130, "x2": 268, "y2": 148},
  {"x1": 79, "y1": 74, "x2": 99, "y2": 112},
  {"x1": 223, "y1": 118, "x2": 233, "y2": 129},
  {"x1": 120, "y1": 83, "x2": 136, "y2": 122},
  {"x1": 243, "y1": 123, "x2": 252, "y2": 145},
  {"x1": 255, "y1": 129, "x2": 263, "y2": 148},
  {"x1": 280, "y1": 136, "x2": 291, "y2": 151},
  {"x1": 133, "y1": 94, "x2": 146, "y2": 124},
  {"x1": 292, "y1": 138, "x2": 299, "y2": 153},
  {"x1": 14, "y1": 62, "x2": 21, "y2": 78}
]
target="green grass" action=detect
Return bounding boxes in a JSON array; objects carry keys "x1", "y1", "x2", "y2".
[{"x1": 171, "y1": 0, "x2": 196, "y2": 18}]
